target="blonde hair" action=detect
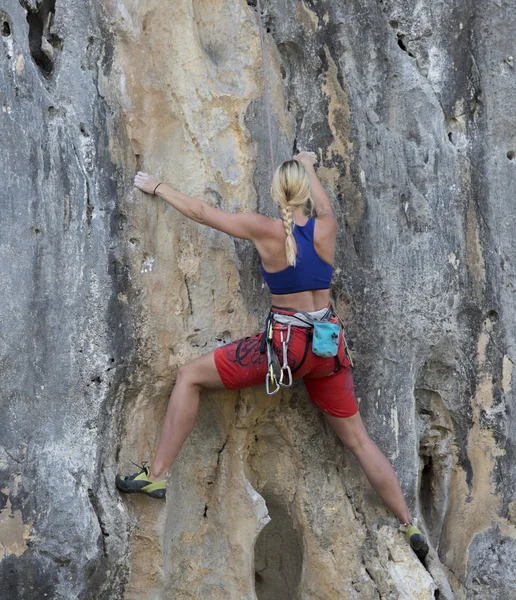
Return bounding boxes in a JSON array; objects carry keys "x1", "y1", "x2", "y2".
[{"x1": 270, "y1": 160, "x2": 311, "y2": 266}]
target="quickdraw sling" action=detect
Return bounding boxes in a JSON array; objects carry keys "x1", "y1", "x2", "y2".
[{"x1": 260, "y1": 305, "x2": 353, "y2": 395}]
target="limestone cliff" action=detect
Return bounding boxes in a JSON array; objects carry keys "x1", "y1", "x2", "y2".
[{"x1": 1, "y1": 0, "x2": 515, "y2": 598}]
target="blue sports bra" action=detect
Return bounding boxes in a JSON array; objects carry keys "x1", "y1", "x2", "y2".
[{"x1": 260, "y1": 218, "x2": 333, "y2": 295}]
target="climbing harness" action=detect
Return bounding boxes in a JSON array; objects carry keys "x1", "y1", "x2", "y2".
[{"x1": 262, "y1": 305, "x2": 353, "y2": 395}]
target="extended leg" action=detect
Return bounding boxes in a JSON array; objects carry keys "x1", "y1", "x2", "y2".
[{"x1": 324, "y1": 412, "x2": 411, "y2": 524}]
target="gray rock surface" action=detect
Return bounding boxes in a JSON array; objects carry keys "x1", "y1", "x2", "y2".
[
  {"x1": 1, "y1": 0, "x2": 515, "y2": 598},
  {"x1": 0, "y1": 0, "x2": 131, "y2": 597}
]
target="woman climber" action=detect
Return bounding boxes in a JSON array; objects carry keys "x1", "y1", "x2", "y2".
[{"x1": 116, "y1": 152, "x2": 429, "y2": 559}]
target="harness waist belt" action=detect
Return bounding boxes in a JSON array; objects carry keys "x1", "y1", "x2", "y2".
[{"x1": 271, "y1": 305, "x2": 333, "y2": 328}]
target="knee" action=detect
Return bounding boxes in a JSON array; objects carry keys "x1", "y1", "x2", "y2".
[
  {"x1": 340, "y1": 428, "x2": 371, "y2": 455},
  {"x1": 176, "y1": 363, "x2": 201, "y2": 389}
]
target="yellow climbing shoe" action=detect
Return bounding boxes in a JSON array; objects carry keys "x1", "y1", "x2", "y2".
[
  {"x1": 115, "y1": 462, "x2": 166, "y2": 499},
  {"x1": 405, "y1": 520, "x2": 429, "y2": 560}
]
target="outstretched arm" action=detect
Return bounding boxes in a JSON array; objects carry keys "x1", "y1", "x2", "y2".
[
  {"x1": 133, "y1": 172, "x2": 271, "y2": 241},
  {"x1": 294, "y1": 152, "x2": 335, "y2": 218}
]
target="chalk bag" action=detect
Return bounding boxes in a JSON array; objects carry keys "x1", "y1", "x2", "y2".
[{"x1": 312, "y1": 322, "x2": 340, "y2": 358}]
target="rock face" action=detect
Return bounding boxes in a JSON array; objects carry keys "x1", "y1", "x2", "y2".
[{"x1": 1, "y1": 0, "x2": 515, "y2": 598}]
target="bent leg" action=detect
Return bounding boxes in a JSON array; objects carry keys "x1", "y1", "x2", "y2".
[
  {"x1": 324, "y1": 412, "x2": 411, "y2": 524},
  {"x1": 149, "y1": 332, "x2": 269, "y2": 480},
  {"x1": 149, "y1": 351, "x2": 224, "y2": 480}
]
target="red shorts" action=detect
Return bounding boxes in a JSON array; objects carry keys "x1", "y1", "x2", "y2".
[{"x1": 214, "y1": 311, "x2": 358, "y2": 419}]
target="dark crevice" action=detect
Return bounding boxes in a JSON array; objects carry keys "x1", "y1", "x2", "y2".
[
  {"x1": 254, "y1": 496, "x2": 302, "y2": 600},
  {"x1": 203, "y1": 503, "x2": 208, "y2": 518},
  {"x1": 39, "y1": 550, "x2": 72, "y2": 567},
  {"x1": 214, "y1": 330, "x2": 231, "y2": 344},
  {"x1": 87, "y1": 488, "x2": 109, "y2": 561},
  {"x1": 507, "y1": 150, "x2": 515, "y2": 161},
  {"x1": 216, "y1": 436, "x2": 228, "y2": 466},
  {"x1": 419, "y1": 456, "x2": 433, "y2": 523},
  {"x1": 86, "y1": 197, "x2": 94, "y2": 225},
  {"x1": 416, "y1": 385, "x2": 455, "y2": 551},
  {"x1": 246, "y1": 423, "x2": 303, "y2": 600},
  {"x1": 25, "y1": 0, "x2": 61, "y2": 76},
  {"x1": 184, "y1": 278, "x2": 193, "y2": 315},
  {"x1": 487, "y1": 309, "x2": 499, "y2": 323},
  {"x1": 116, "y1": 213, "x2": 127, "y2": 231},
  {"x1": 397, "y1": 33, "x2": 415, "y2": 58},
  {"x1": 364, "y1": 566, "x2": 376, "y2": 583},
  {"x1": 2, "y1": 19, "x2": 11, "y2": 37}
]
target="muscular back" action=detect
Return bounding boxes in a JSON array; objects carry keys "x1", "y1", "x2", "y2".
[{"x1": 254, "y1": 213, "x2": 338, "y2": 311}]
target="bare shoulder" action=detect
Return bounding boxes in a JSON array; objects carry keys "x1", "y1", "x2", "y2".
[
  {"x1": 247, "y1": 213, "x2": 280, "y2": 237},
  {"x1": 313, "y1": 214, "x2": 337, "y2": 264},
  {"x1": 251, "y1": 212, "x2": 277, "y2": 228},
  {"x1": 314, "y1": 214, "x2": 338, "y2": 235}
]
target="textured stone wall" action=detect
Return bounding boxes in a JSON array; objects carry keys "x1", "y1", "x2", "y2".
[
  {"x1": 1, "y1": 0, "x2": 515, "y2": 598},
  {"x1": 1, "y1": 0, "x2": 132, "y2": 597}
]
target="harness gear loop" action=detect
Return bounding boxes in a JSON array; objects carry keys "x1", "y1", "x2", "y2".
[{"x1": 279, "y1": 324, "x2": 293, "y2": 387}]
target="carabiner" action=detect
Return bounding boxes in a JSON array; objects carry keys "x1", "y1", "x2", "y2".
[
  {"x1": 279, "y1": 324, "x2": 293, "y2": 388},
  {"x1": 265, "y1": 368, "x2": 280, "y2": 395},
  {"x1": 279, "y1": 365, "x2": 293, "y2": 387}
]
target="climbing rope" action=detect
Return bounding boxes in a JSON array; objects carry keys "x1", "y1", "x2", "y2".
[{"x1": 255, "y1": 0, "x2": 276, "y2": 178}]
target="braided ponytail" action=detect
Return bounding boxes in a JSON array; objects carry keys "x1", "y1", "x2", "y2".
[
  {"x1": 271, "y1": 160, "x2": 311, "y2": 266},
  {"x1": 281, "y1": 205, "x2": 297, "y2": 266}
]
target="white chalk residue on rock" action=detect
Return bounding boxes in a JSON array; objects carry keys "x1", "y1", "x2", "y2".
[{"x1": 141, "y1": 256, "x2": 154, "y2": 273}]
